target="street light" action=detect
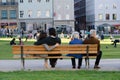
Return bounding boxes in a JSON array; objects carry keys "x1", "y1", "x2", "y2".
[{"x1": 52, "y1": 0, "x2": 54, "y2": 27}]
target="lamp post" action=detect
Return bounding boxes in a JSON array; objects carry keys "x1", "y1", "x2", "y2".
[{"x1": 52, "y1": 0, "x2": 54, "y2": 27}]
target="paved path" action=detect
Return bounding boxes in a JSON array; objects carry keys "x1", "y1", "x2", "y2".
[{"x1": 0, "y1": 59, "x2": 120, "y2": 72}]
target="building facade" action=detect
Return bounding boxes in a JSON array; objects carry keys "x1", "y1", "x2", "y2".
[
  {"x1": 74, "y1": 0, "x2": 86, "y2": 32},
  {"x1": 0, "y1": 0, "x2": 18, "y2": 29},
  {"x1": 18, "y1": 0, "x2": 75, "y2": 34},
  {"x1": 75, "y1": 0, "x2": 120, "y2": 34}
]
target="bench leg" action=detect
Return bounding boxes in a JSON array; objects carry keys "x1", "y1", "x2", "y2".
[
  {"x1": 21, "y1": 58, "x2": 25, "y2": 69},
  {"x1": 85, "y1": 58, "x2": 89, "y2": 69}
]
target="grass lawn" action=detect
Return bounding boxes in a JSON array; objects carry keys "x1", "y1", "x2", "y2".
[
  {"x1": 0, "y1": 70, "x2": 120, "y2": 80},
  {"x1": 0, "y1": 38, "x2": 120, "y2": 80},
  {"x1": 0, "y1": 37, "x2": 120, "y2": 59}
]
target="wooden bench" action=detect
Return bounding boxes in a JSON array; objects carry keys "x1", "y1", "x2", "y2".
[{"x1": 12, "y1": 44, "x2": 98, "y2": 69}]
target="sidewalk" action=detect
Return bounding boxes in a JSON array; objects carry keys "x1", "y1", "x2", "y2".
[{"x1": 0, "y1": 59, "x2": 120, "y2": 72}]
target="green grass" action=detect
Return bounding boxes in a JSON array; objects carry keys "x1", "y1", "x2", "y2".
[
  {"x1": 0, "y1": 38, "x2": 120, "y2": 59},
  {"x1": 0, "y1": 70, "x2": 119, "y2": 80}
]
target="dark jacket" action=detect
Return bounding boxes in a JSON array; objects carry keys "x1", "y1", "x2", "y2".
[{"x1": 83, "y1": 36, "x2": 100, "y2": 52}]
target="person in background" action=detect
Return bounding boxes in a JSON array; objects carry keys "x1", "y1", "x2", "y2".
[
  {"x1": 111, "y1": 38, "x2": 120, "y2": 48},
  {"x1": 18, "y1": 37, "x2": 24, "y2": 45},
  {"x1": 10, "y1": 38, "x2": 16, "y2": 45},
  {"x1": 83, "y1": 29, "x2": 102, "y2": 69},
  {"x1": 67, "y1": 31, "x2": 83, "y2": 69}
]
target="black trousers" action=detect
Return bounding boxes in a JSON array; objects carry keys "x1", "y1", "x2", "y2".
[
  {"x1": 48, "y1": 54, "x2": 62, "y2": 67},
  {"x1": 71, "y1": 58, "x2": 82, "y2": 67},
  {"x1": 95, "y1": 51, "x2": 102, "y2": 66}
]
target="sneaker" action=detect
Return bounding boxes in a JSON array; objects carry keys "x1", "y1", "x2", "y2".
[
  {"x1": 72, "y1": 66, "x2": 76, "y2": 69},
  {"x1": 77, "y1": 66, "x2": 81, "y2": 69},
  {"x1": 94, "y1": 66, "x2": 100, "y2": 69}
]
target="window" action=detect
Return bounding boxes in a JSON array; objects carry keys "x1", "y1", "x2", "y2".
[
  {"x1": 58, "y1": 14, "x2": 61, "y2": 20},
  {"x1": 28, "y1": 10, "x2": 32, "y2": 17},
  {"x1": 28, "y1": 0, "x2": 32, "y2": 3},
  {"x1": 2, "y1": 0, "x2": 6, "y2": 2},
  {"x1": 11, "y1": 0, "x2": 15, "y2": 5},
  {"x1": 66, "y1": 14, "x2": 70, "y2": 20},
  {"x1": 98, "y1": 14, "x2": 103, "y2": 20},
  {"x1": 99, "y1": 4, "x2": 103, "y2": 9},
  {"x1": 106, "y1": 14, "x2": 110, "y2": 20},
  {"x1": 46, "y1": 0, "x2": 50, "y2": 2},
  {"x1": 37, "y1": 0, "x2": 41, "y2": 2},
  {"x1": 113, "y1": 3, "x2": 117, "y2": 9},
  {"x1": 66, "y1": 5, "x2": 70, "y2": 9},
  {"x1": 46, "y1": 10, "x2": 50, "y2": 17},
  {"x1": 2, "y1": 0, "x2": 7, "y2": 5},
  {"x1": 10, "y1": 10, "x2": 17, "y2": 19},
  {"x1": 1, "y1": 10, "x2": 8, "y2": 19},
  {"x1": 20, "y1": 11, "x2": 24, "y2": 18},
  {"x1": 20, "y1": 0, "x2": 23, "y2": 3},
  {"x1": 113, "y1": 14, "x2": 117, "y2": 20},
  {"x1": 37, "y1": 10, "x2": 41, "y2": 17}
]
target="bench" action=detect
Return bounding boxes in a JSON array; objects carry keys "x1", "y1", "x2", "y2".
[{"x1": 12, "y1": 44, "x2": 98, "y2": 69}]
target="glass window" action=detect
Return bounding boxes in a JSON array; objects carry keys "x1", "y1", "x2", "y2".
[
  {"x1": 46, "y1": 10, "x2": 50, "y2": 17},
  {"x1": 20, "y1": 0, "x2": 23, "y2": 3},
  {"x1": 113, "y1": 14, "x2": 117, "y2": 20},
  {"x1": 1, "y1": 10, "x2": 8, "y2": 19},
  {"x1": 2, "y1": 0, "x2": 6, "y2": 2},
  {"x1": 37, "y1": 10, "x2": 41, "y2": 17},
  {"x1": 37, "y1": 0, "x2": 41, "y2": 2},
  {"x1": 28, "y1": 10, "x2": 32, "y2": 17},
  {"x1": 46, "y1": 0, "x2": 50, "y2": 2},
  {"x1": 10, "y1": 10, "x2": 17, "y2": 19},
  {"x1": 99, "y1": 4, "x2": 103, "y2": 9},
  {"x1": 106, "y1": 14, "x2": 110, "y2": 20},
  {"x1": 113, "y1": 3, "x2": 117, "y2": 9},
  {"x1": 28, "y1": 0, "x2": 32, "y2": 3},
  {"x1": 66, "y1": 14, "x2": 70, "y2": 20},
  {"x1": 98, "y1": 14, "x2": 103, "y2": 20},
  {"x1": 20, "y1": 11, "x2": 24, "y2": 18}
]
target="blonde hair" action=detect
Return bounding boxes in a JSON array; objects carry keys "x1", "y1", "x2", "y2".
[{"x1": 71, "y1": 31, "x2": 79, "y2": 39}]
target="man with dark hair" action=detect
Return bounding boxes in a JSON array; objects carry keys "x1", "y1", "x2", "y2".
[{"x1": 34, "y1": 28, "x2": 61, "y2": 68}]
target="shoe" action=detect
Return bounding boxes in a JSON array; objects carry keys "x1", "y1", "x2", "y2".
[
  {"x1": 77, "y1": 66, "x2": 81, "y2": 69},
  {"x1": 94, "y1": 66, "x2": 100, "y2": 69},
  {"x1": 72, "y1": 66, "x2": 76, "y2": 69}
]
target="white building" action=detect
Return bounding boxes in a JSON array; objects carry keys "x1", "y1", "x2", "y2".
[
  {"x1": 18, "y1": 0, "x2": 74, "y2": 34},
  {"x1": 86, "y1": 0, "x2": 120, "y2": 33}
]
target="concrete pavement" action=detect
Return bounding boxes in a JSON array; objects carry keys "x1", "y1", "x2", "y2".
[{"x1": 0, "y1": 59, "x2": 120, "y2": 72}]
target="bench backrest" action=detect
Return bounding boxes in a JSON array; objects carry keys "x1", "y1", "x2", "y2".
[{"x1": 12, "y1": 44, "x2": 98, "y2": 55}]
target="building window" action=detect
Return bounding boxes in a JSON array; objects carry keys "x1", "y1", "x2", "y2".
[
  {"x1": 113, "y1": 3, "x2": 117, "y2": 9},
  {"x1": 105, "y1": 4, "x2": 109, "y2": 9},
  {"x1": 28, "y1": 0, "x2": 32, "y2": 3},
  {"x1": 37, "y1": 10, "x2": 41, "y2": 17},
  {"x1": 28, "y1": 10, "x2": 32, "y2": 17},
  {"x1": 106, "y1": 14, "x2": 110, "y2": 20},
  {"x1": 20, "y1": 0, "x2": 23, "y2": 3},
  {"x1": 58, "y1": 14, "x2": 61, "y2": 20},
  {"x1": 99, "y1": 4, "x2": 103, "y2": 9},
  {"x1": 1, "y1": 10, "x2": 8, "y2": 19},
  {"x1": 113, "y1": 14, "x2": 117, "y2": 20},
  {"x1": 66, "y1": 5, "x2": 70, "y2": 9},
  {"x1": 37, "y1": 0, "x2": 41, "y2": 2},
  {"x1": 46, "y1": 0, "x2": 50, "y2": 2},
  {"x1": 11, "y1": 0, "x2": 15, "y2": 5},
  {"x1": 66, "y1": 14, "x2": 70, "y2": 20},
  {"x1": 10, "y1": 10, "x2": 17, "y2": 19},
  {"x1": 98, "y1": 14, "x2": 103, "y2": 20},
  {"x1": 20, "y1": 11, "x2": 24, "y2": 18},
  {"x1": 46, "y1": 10, "x2": 50, "y2": 17}
]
